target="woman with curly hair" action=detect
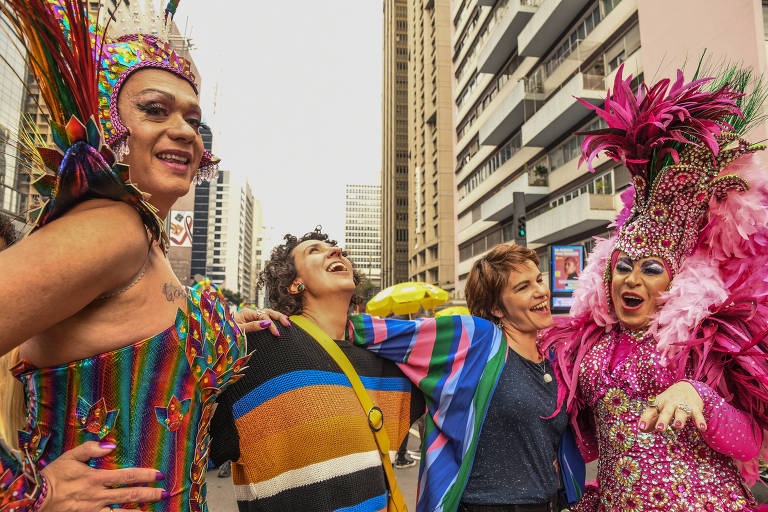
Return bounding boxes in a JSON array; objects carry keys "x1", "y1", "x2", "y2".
[{"x1": 210, "y1": 227, "x2": 424, "y2": 512}]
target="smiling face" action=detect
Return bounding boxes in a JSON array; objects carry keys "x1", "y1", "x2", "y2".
[
  {"x1": 290, "y1": 239, "x2": 356, "y2": 299},
  {"x1": 610, "y1": 251, "x2": 671, "y2": 330},
  {"x1": 116, "y1": 69, "x2": 204, "y2": 213},
  {"x1": 492, "y1": 259, "x2": 552, "y2": 334}
]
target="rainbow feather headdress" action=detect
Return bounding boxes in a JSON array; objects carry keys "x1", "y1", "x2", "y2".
[{"x1": 0, "y1": 0, "x2": 218, "y2": 247}]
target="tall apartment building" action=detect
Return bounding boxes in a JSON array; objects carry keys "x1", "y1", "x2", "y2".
[
  {"x1": 205, "y1": 171, "x2": 257, "y2": 301},
  {"x1": 0, "y1": 27, "x2": 26, "y2": 222},
  {"x1": 451, "y1": 0, "x2": 767, "y2": 297},
  {"x1": 381, "y1": 0, "x2": 410, "y2": 287},
  {"x1": 344, "y1": 184, "x2": 382, "y2": 290},
  {"x1": 190, "y1": 124, "x2": 214, "y2": 280},
  {"x1": 408, "y1": 0, "x2": 456, "y2": 291},
  {"x1": 251, "y1": 201, "x2": 266, "y2": 307}
]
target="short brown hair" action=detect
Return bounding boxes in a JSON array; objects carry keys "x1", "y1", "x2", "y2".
[
  {"x1": 258, "y1": 227, "x2": 364, "y2": 316},
  {"x1": 465, "y1": 243, "x2": 540, "y2": 322}
]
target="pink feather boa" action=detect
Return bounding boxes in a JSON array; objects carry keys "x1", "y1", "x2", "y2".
[{"x1": 543, "y1": 151, "x2": 768, "y2": 483}]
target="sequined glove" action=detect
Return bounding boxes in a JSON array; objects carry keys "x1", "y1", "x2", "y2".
[{"x1": 684, "y1": 379, "x2": 762, "y2": 461}]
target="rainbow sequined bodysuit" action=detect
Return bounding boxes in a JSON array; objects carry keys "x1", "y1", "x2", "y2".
[
  {"x1": 572, "y1": 330, "x2": 758, "y2": 512},
  {"x1": 11, "y1": 287, "x2": 249, "y2": 512}
]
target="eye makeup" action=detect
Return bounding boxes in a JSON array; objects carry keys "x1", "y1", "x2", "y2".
[
  {"x1": 614, "y1": 257, "x2": 633, "y2": 273},
  {"x1": 640, "y1": 260, "x2": 665, "y2": 275}
]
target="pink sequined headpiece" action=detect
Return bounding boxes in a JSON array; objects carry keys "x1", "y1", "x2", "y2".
[{"x1": 577, "y1": 65, "x2": 760, "y2": 276}]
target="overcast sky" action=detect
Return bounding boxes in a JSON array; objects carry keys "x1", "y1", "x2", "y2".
[{"x1": 180, "y1": 2, "x2": 383, "y2": 250}]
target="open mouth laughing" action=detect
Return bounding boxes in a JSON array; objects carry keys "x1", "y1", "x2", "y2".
[
  {"x1": 530, "y1": 300, "x2": 549, "y2": 314},
  {"x1": 326, "y1": 261, "x2": 348, "y2": 273},
  {"x1": 621, "y1": 292, "x2": 645, "y2": 310}
]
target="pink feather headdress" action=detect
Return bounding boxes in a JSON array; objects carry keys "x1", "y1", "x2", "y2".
[{"x1": 543, "y1": 66, "x2": 768, "y2": 482}]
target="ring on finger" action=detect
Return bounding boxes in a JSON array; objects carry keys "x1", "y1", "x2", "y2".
[
  {"x1": 647, "y1": 395, "x2": 659, "y2": 409},
  {"x1": 677, "y1": 402, "x2": 691, "y2": 415},
  {"x1": 255, "y1": 308, "x2": 267, "y2": 318}
]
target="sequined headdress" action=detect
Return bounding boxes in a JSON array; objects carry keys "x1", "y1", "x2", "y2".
[
  {"x1": 0, "y1": 0, "x2": 218, "y2": 248},
  {"x1": 578, "y1": 65, "x2": 762, "y2": 276}
]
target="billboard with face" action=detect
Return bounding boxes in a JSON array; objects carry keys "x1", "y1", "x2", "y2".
[{"x1": 551, "y1": 245, "x2": 583, "y2": 293}]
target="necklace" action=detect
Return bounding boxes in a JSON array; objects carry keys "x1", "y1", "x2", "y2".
[
  {"x1": 499, "y1": 322, "x2": 552, "y2": 383},
  {"x1": 534, "y1": 358, "x2": 553, "y2": 383}
]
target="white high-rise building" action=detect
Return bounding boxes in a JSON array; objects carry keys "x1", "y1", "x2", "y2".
[
  {"x1": 206, "y1": 171, "x2": 257, "y2": 301},
  {"x1": 344, "y1": 184, "x2": 382, "y2": 290}
]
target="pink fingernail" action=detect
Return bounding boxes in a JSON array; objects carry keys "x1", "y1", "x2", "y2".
[
  {"x1": 99, "y1": 441, "x2": 117, "y2": 450},
  {"x1": 260, "y1": 320, "x2": 271, "y2": 328},
  {"x1": 699, "y1": 423, "x2": 708, "y2": 431},
  {"x1": 638, "y1": 421, "x2": 646, "y2": 430},
  {"x1": 156, "y1": 472, "x2": 165, "y2": 481},
  {"x1": 674, "y1": 420, "x2": 682, "y2": 427},
  {"x1": 161, "y1": 490, "x2": 171, "y2": 500},
  {"x1": 656, "y1": 423, "x2": 665, "y2": 431}
]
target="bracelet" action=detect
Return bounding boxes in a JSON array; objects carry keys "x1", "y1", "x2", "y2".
[{"x1": 30, "y1": 475, "x2": 48, "y2": 512}]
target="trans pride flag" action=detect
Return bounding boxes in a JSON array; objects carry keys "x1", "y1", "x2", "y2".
[{"x1": 347, "y1": 314, "x2": 505, "y2": 512}]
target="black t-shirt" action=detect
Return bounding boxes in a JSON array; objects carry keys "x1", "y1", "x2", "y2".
[{"x1": 461, "y1": 348, "x2": 568, "y2": 505}]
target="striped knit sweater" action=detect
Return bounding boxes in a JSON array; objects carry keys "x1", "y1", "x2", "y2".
[{"x1": 210, "y1": 322, "x2": 424, "y2": 512}]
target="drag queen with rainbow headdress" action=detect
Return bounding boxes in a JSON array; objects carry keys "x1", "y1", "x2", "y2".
[
  {"x1": 0, "y1": 2, "x2": 281, "y2": 510},
  {"x1": 541, "y1": 65, "x2": 768, "y2": 511}
]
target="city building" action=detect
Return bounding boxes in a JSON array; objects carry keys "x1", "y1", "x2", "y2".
[
  {"x1": 0, "y1": 23, "x2": 29, "y2": 223},
  {"x1": 190, "y1": 123, "x2": 214, "y2": 281},
  {"x1": 381, "y1": 0, "x2": 410, "y2": 287},
  {"x1": 251, "y1": 200, "x2": 266, "y2": 307},
  {"x1": 407, "y1": 0, "x2": 456, "y2": 291},
  {"x1": 450, "y1": 0, "x2": 767, "y2": 303},
  {"x1": 205, "y1": 171, "x2": 257, "y2": 302},
  {"x1": 344, "y1": 184, "x2": 382, "y2": 290}
]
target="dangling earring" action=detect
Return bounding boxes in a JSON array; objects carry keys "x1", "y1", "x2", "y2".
[
  {"x1": 193, "y1": 163, "x2": 220, "y2": 185},
  {"x1": 297, "y1": 283, "x2": 305, "y2": 292},
  {"x1": 113, "y1": 137, "x2": 130, "y2": 163}
]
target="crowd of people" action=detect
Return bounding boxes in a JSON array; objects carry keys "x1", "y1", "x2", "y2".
[{"x1": 1, "y1": 1, "x2": 768, "y2": 512}]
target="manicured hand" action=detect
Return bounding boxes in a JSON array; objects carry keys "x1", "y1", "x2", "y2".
[
  {"x1": 234, "y1": 307, "x2": 290, "y2": 336},
  {"x1": 638, "y1": 381, "x2": 706, "y2": 433},
  {"x1": 39, "y1": 441, "x2": 167, "y2": 512}
]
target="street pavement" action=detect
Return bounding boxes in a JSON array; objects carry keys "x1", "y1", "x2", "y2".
[
  {"x1": 207, "y1": 427, "x2": 768, "y2": 511},
  {"x1": 207, "y1": 463, "x2": 421, "y2": 512}
]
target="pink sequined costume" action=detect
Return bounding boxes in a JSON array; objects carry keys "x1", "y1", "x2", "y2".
[{"x1": 541, "y1": 66, "x2": 768, "y2": 512}]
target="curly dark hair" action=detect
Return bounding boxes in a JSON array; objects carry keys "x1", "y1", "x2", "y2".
[
  {"x1": 0, "y1": 214, "x2": 16, "y2": 248},
  {"x1": 258, "y1": 227, "x2": 365, "y2": 315}
]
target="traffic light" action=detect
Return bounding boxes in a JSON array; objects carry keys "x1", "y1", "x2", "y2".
[{"x1": 517, "y1": 216, "x2": 526, "y2": 238}]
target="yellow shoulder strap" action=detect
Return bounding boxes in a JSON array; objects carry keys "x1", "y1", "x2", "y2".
[{"x1": 290, "y1": 315, "x2": 408, "y2": 512}]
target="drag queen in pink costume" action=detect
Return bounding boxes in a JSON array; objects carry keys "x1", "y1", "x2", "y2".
[{"x1": 542, "y1": 66, "x2": 768, "y2": 512}]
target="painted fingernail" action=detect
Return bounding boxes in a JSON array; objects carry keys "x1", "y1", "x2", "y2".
[
  {"x1": 99, "y1": 441, "x2": 117, "y2": 450},
  {"x1": 155, "y1": 471, "x2": 165, "y2": 481},
  {"x1": 259, "y1": 320, "x2": 271, "y2": 328},
  {"x1": 674, "y1": 420, "x2": 682, "y2": 427},
  {"x1": 638, "y1": 421, "x2": 646, "y2": 430},
  {"x1": 656, "y1": 422, "x2": 665, "y2": 431},
  {"x1": 161, "y1": 490, "x2": 171, "y2": 500},
  {"x1": 699, "y1": 423, "x2": 708, "y2": 431}
]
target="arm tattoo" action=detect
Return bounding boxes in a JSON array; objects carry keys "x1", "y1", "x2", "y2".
[{"x1": 162, "y1": 282, "x2": 188, "y2": 302}]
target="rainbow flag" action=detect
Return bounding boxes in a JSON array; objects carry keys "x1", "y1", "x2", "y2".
[{"x1": 347, "y1": 314, "x2": 505, "y2": 512}]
